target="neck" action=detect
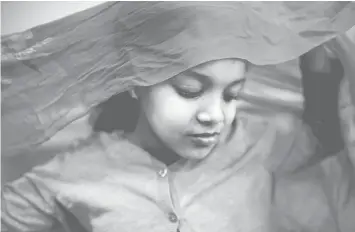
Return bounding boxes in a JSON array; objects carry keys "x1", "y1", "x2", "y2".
[{"x1": 127, "y1": 113, "x2": 181, "y2": 166}]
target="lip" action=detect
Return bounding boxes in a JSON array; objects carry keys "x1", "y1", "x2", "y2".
[{"x1": 187, "y1": 132, "x2": 220, "y2": 147}]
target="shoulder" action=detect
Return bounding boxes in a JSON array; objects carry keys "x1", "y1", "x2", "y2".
[{"x1": 25, "y1": 132, "x2": 129, "y2": 184}]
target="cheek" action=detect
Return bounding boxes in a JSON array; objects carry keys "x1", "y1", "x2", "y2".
[
  {"x1": 143, "y1": 87, "x2": 197, "y2": 131},
  {"x1": 224, "y1": 103, "x2": 238, "y2": 125}
]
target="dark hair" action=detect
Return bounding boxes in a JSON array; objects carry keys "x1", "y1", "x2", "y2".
[
  {"x1": 300, "y1": 45, "x2": 345, "y2": 155},
  {"x1": 91, "y1": 91, "x2": 140, "y2": 133},
  {"x1": 91, "y1": 59, "x2": 249, "y2": 133}
]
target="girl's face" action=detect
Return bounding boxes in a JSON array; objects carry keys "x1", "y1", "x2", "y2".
[{"x1": 134, "y1": 59, "x2": 246, "y2": 160}]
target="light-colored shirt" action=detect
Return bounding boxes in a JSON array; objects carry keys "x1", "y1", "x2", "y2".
[{"x1": 2, "y1": 117, "x2": 355, "y2": 232}]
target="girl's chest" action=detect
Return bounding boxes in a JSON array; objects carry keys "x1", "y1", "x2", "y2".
[
  {"x1": 54, "y1": 165, "x2": 273, "y2": 232},
  {"x1": 53, "y1": 163, "x2": 334, "y2": 232}
]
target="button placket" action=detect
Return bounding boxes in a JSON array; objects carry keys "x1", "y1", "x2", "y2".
[
  {"x1": 155, "y1": 166, "x2": 181, "y2": 229},
  {"x1": 158, "y1": 168, "x2": 168, "y2": 178},
  {"x1": 168, "y1": 211, "x2": 178, "y2": 223}
]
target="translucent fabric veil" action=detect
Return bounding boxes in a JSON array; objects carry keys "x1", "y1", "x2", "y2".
[{"x1": 2, "y1": 1, "x2": 355, "y2": 157}]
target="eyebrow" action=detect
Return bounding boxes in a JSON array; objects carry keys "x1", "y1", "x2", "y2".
[
  {"x1": 182, "y1": 70, "x2": 246, "y2": 87},
  {"x1": 229, "y1": 78, "x2": 246, "y2": 87},
  {"x1": 183, "y1": 70, "x2": 211, "y2": 82}
]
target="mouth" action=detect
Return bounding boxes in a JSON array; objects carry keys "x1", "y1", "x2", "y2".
[{"x1": 187, "y1": 132, "x2": 220, "y2": 147}]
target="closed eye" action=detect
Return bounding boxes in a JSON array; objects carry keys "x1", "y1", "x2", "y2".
[
  {"x1": 174, "y1": 86, "x2": 203, "y2": 99},
  {"x1": 224, "y1": 80, "x2": 245, "y2": 102},
  {"x1": 224, "y1": 93, "x2": 240, "y2": 102}
]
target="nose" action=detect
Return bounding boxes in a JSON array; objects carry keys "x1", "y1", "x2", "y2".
[
  {"x1": 196, "y1": 96, "x2": 224, "y2": 126},
  {"x1": 348, "y1": 117, "x2": 355, "y2": 144}
]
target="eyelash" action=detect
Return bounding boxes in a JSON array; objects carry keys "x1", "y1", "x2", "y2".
[
  {"x1": 224, "y1": 95, "x2": 238, "y2": 102},
  {"x1": 176, "y1": 88, "x2": 240, "y2": 102},
  {"x1": 176, "y1": 88, "x2": 202, "y2": 99}
]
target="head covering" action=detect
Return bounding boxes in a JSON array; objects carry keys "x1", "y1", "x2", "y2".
[{"x1": 2, "y1": 1, "x2": 355, "y2": 156}]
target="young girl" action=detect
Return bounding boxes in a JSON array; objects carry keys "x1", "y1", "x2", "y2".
[{"x1": 2, "y1": 2, "x2": 355, "y2": 232}]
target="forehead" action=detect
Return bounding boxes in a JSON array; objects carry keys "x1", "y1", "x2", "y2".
[{"x1": 187, "y1": 59, "x2": 246, "y2": 84}]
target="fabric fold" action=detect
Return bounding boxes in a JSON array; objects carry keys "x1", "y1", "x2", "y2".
[{"x1": 2, "y1": 2, "x2": 355, "y2": 156}]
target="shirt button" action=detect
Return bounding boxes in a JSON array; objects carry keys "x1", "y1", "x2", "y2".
[
  {"x1": 168, "y1": 212, "x2": 178, "y2": 223},
  {"x1": 158, "y1": 168, "x2": 168, "y2": 177}
]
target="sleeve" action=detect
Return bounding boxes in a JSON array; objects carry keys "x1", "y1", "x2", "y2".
[
  {"x1": 321, "y1": 151, "x2": 355, "y2": 232},
  {"x1": 328, "y1": 34, "x2": 355, "y2": 170},
  {"x1": 266, "y1": 117, "x2": 321, "y2": 174},
  {"x1": 266, "y1": 43, "x2": 346, "y2": 175},
  {"x1": 1, "y1": 162, "x2": 60, "y2": 232}
]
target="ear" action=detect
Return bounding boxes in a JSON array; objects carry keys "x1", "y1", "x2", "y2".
[{"x1": 129, "y1": 88, "x2": 138, "y2": 99}]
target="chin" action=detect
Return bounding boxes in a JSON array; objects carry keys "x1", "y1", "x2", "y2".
[{"x1": 178, "y1": 147, "x2": 214, "y2": 160}]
